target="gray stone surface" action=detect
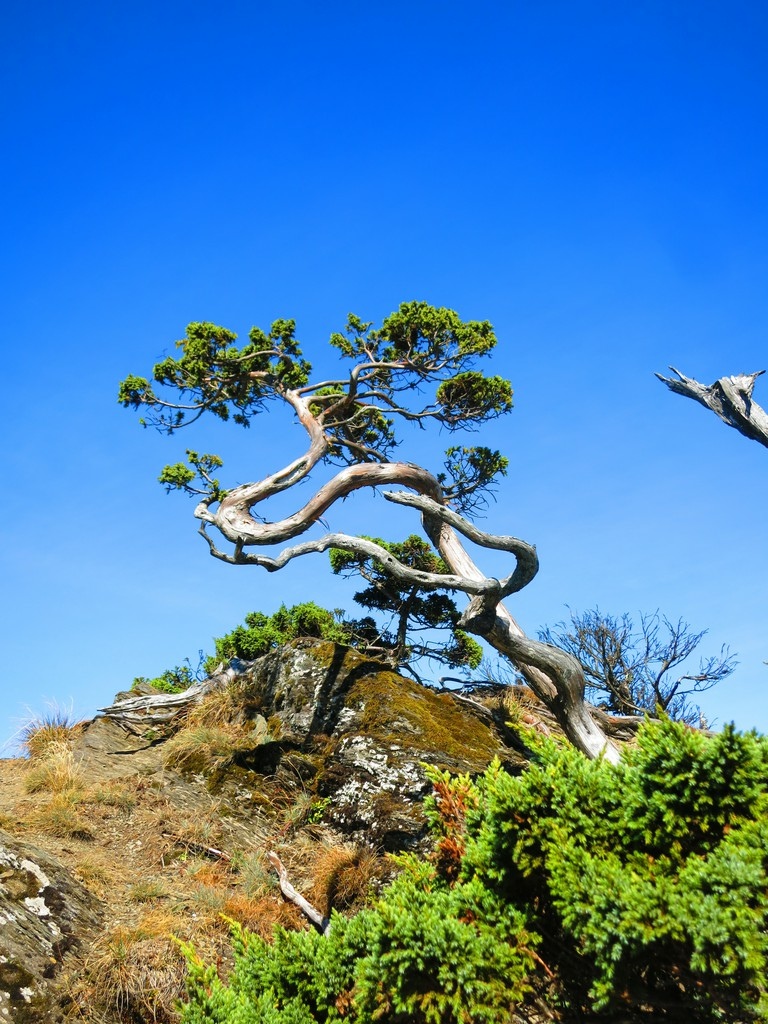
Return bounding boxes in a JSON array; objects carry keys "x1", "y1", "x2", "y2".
[
  {"x1": 224, "y1": 641, "x2": 524, "y2": 849},
  {"x1": 0, "y1": 830, "x2": 102, "y2": 1022}
]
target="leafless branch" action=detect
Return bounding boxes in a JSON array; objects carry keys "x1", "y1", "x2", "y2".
[
  {"x1": 656, "y1": 367, "x2": 768, "y2": 448},
  {"x1": 267, "y1": 851, "x2": 330, "y2": 935}
]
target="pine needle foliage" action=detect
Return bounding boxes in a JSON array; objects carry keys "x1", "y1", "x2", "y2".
[
  {"x1": 329, "y1": 535, "x2": 483, "y2": 675},
  {"x1": 179, "y1": 718, "x2": 768, "y2": 1022},
  {"x1": 460, "y1": 718, "x2": 768, "y2": 1019}
]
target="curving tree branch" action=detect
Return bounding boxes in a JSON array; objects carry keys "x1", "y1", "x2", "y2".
[{"x1": 267, "y1": 852, "x2": 331, "y2": 935}]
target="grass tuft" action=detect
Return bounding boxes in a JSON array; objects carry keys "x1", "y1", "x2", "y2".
[
  {"x1": 185, "y1": 680, "x2": 266, "y2": 730},
  {"x1": 309, "y1": 843, "x2": 382, "y2": 915},
  {"x1": 127, "y1": 878, "x2": 167, "y2": 903},
  {"x1": 163, "y1": 719, "x2": 270, "y2": 776},
  {"x1": 21, "y1": 700, "x2": 82, "y2": 758},
  {"x1": 30, "y1": 791, "x2": 94, "y2": 840},
  {"x1": 24, "y1": 740, "x2": 85, "y2": 794},
  {"x1": 78, "y1": 911, "x2": 187, "y2": 1024}
]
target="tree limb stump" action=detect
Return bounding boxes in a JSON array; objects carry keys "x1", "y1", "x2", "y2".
[{"x1": 656, "y1": 367, "x2": 768, "y2": 448}]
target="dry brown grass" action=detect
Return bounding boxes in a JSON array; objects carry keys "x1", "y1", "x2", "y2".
[
  {"x1": 1, "y1": 691, "x2": 399, "y2": 1024},
  {"x1": 87, "y1": 781, "x2": 137, "y2": 810},
  {"x1": 162, "y1": 722, "x2": 264, "y2": 775},
  {"x1": 160, "y1": 805, "x2": 229, "y2": 857},
  {"x1": 236, "y1": 850, "x2": 276, "y2": 897},
  {"x1": 160, "y1": 682, "x2": 277, "y2": 778},
  {"x1": 29, "y1": 791, "x2": 95, "y2": 840},
  {"x1": 73, "y1": 856, "x2": 117, "y2": 896},
  {"x1": 190, "y1": 854, "x2": 224, "y2": 880},
  {"x1": 220, "y1": 891, "x2": 302, "y2": 937},
  {"x1": 24, "y1": 739, "x2": 85, "y2": 794},
  {"x1": 22, "y1": 703, "x2": 82, "y2": 759},
  {"x1": 65, "y1": 859, "x2": 301, "y2": 1022},
  {"x1": 186, "y1": 880, "x2": 229, "y2": 918},
  {"x1": 127, "y1": 878, "x2": 167, "y2": 903},
  {"x1": 75, "y1": 910, "x2": 188, "y2": 1024},
  {"x1": 308, "y1": 842, "x2": 383, "y2": 916},
  {"x1": 185, "y1": 680, "x2": 267, "y2": 730}
]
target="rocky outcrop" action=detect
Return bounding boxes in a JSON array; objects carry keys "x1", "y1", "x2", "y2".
[
  {"x1": 208, "y1": 641, "x2": 526, "y2": 849},
  {"x1": 0, "y1": 830, "x2": 102, "y2": 1022},
  {"x1": 91, "y1": 641, "x2": 527, "y2": 850}
]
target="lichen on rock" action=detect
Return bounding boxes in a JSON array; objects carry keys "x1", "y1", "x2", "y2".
[
  {"x1": 212, "y1": 641, "x2": 525, "y2": 849},
  {"x1": 0, "y1": 830, "x2": 102, "y2": 1022}
]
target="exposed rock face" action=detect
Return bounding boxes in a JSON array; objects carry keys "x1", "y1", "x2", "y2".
[
  {"x1": 92, "y1": 641, "x2": 528, "y2": 842},
  {"x1": 80, "y1": 640, "x2": 526, "y2": 851},
  {"x1": 0, "y1": 830, "x2": 102, "y2": 1022},
  {"x1": 215, "y1": 641, "x2": 525, "y2": 849}
]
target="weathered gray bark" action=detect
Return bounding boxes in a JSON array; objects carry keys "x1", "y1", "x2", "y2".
[
  {"x1": 98, "y1": 661, "x2": 245, "y2": 732},
  {"x1": 459, "y1": 595, "x2": 620, "y2": 762},
  {"x1": 388, "y1": 491, "x2": 621, "y2": 763},
  {"x1": 656, "y1": 367, "x2": 768, "y2": 448}
]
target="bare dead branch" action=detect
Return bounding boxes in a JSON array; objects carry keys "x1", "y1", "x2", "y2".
[
  {"x1": 98, "y1": 662, "x2": 244, "y2": 731},
  {"x1": 656, "y1": 367, "x2": 768, "y2": 448},
  {"x1": 163, "y1": 834, "x2": 231, "y2": 862},
  {"x1": 267, "y1": 851, "x2": 330, "y2": 935}
]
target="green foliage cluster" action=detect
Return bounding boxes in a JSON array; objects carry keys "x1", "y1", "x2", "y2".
[
  {"x1": 136, "y1": 593, "x2": 483, "y2": 694},
  {"x1": 328, "y1": 303, "x2": 496, "y2": 368},
  {"x1": 119, "y1": 319, "x2": 311, "y2": 431},
  {"x1": 133, "y1": 662, "x2": 201, "y2": 695},
  {"x1": 180, "y1": 718, "x2": 768, "y2": 1022},
  {"x1": 132, "y1": 605, "x2": 349, "y2": 693},
  {"x1": 119, "y1": 302, "x2": 512, "y2": 502},
  {"x1": 209, "y1": 603, "x2": 352, "y2": 668},
  {"x1": 460, "y1": 719, "x2": 768, "y2": 1019},
  {"x1": 437, "y1": 446, "x2": 508, "y2": 516},
  {"x1": 179, "y1": 861, "x2": 533, "y2": 1024}
]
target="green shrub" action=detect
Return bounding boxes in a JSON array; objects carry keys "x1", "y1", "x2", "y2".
[
  {"x1": 133, "y1": 662, "x2": 201, "y2": 694},
  {"x1": 180, "y1": 860, "x2": 533, "y2": 1024},
  {"x1": 132, "y1": 605, "x2": 350, "y2": 693},
  {"x1": 209, "y1": 603, "x2": 352, "y2": 669},
  {"x1": 179, "y1": 718, "x2": 768, "y2": 1022},
  {"x1": 459, "y1": 718, "x2": 768, "y2": 1019}
]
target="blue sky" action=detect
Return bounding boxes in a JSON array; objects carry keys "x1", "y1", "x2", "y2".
[{"x1": 2, "y1": 1, "x2": 767, "y2": 749}]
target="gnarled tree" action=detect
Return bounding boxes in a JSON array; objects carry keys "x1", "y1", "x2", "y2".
[{"x1": 117, "y1": 302, "x2": 621, "y2": 761}]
